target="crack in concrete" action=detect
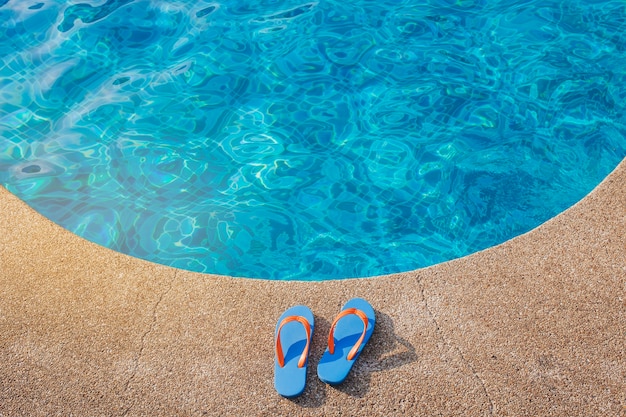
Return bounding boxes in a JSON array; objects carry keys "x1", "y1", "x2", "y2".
[
  {"x1": 417, "y1": 276, "x2": 495, "y2": 416},
  {"x1": 120, "y1": 271, "x2": 176, "y2": 416}
]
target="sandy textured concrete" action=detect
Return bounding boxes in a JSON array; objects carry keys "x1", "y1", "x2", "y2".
[{"x1": 0, "y1": 159, "x2": 624, "y2": 416}]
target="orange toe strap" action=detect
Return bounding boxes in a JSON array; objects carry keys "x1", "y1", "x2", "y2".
[
  {"x1": 327, "y1": 308, "x2": 369, "y2": 361},
  {"x1": 275, "y1": 315, "x2": 312, "y2": 368}
]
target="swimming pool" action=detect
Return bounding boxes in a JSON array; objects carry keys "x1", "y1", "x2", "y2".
[{"x1": 1, "y1": 0, "x2": 625, "y2": 280}]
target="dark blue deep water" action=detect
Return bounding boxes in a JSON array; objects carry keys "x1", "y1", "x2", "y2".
[{"x1": 1, "y1": 0, "x2": 625, "y2": 279}]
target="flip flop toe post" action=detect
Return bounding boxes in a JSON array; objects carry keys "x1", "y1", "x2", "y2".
[
  {"x1": 274, "y1": 305, "x2": 314, "y2": 397},
  {"x1": 317, "y1": 298, "x2": 376, "y2": 385}
]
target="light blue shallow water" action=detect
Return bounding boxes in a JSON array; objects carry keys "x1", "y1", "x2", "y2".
[{"x1": 1, "y1": 1, "x2": 625, "y2": 280}]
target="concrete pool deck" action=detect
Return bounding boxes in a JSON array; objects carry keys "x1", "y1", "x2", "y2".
[{"x1": 1, "y1": 159, "x2": 624, "y2": 416}]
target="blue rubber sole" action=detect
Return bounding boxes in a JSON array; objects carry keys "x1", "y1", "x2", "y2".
[
  {"x1": 274, "y1": 305, "x2": 314, "y2": 397},
  {"x1": 317, "y1": 298, "x2": 376, "y2": 385}
]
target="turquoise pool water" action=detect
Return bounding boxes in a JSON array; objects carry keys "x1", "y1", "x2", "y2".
[{"x1": 1, "y1": 1, "x2": 625, "y2": 280}]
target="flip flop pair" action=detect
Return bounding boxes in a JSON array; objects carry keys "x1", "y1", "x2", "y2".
[{"x1": 274, "y1": 298, "x2": 376, "y2": 398}]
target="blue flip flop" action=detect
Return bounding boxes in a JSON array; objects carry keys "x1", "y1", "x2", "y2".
[
  {"x1": 274, "y1": 305, "x2": 314, "y2": 398},
  {"x1": 317, "y1": 298, "x2": 376, "y2": 385}
]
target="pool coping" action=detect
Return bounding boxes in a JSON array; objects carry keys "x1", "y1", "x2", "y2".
[{"x1": 0, "y1": 158, "x2": 624, "y2": 416}]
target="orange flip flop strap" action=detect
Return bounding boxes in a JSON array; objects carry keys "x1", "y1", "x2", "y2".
[
  {"x1": 275, "y1": 315, "x2": 312, "y2": 368},
  {"x1": 328, "y1": 308, "x2": 369, "y2": 361}
]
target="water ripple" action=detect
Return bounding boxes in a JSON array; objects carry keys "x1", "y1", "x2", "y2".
[{"x1": 1, "y1": 0, "x2": 625, "y2": 280}]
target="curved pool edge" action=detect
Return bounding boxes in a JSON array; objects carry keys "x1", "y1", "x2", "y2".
[{"x1": 0, "y1": 157, "x2": 624, "y2": 415}]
